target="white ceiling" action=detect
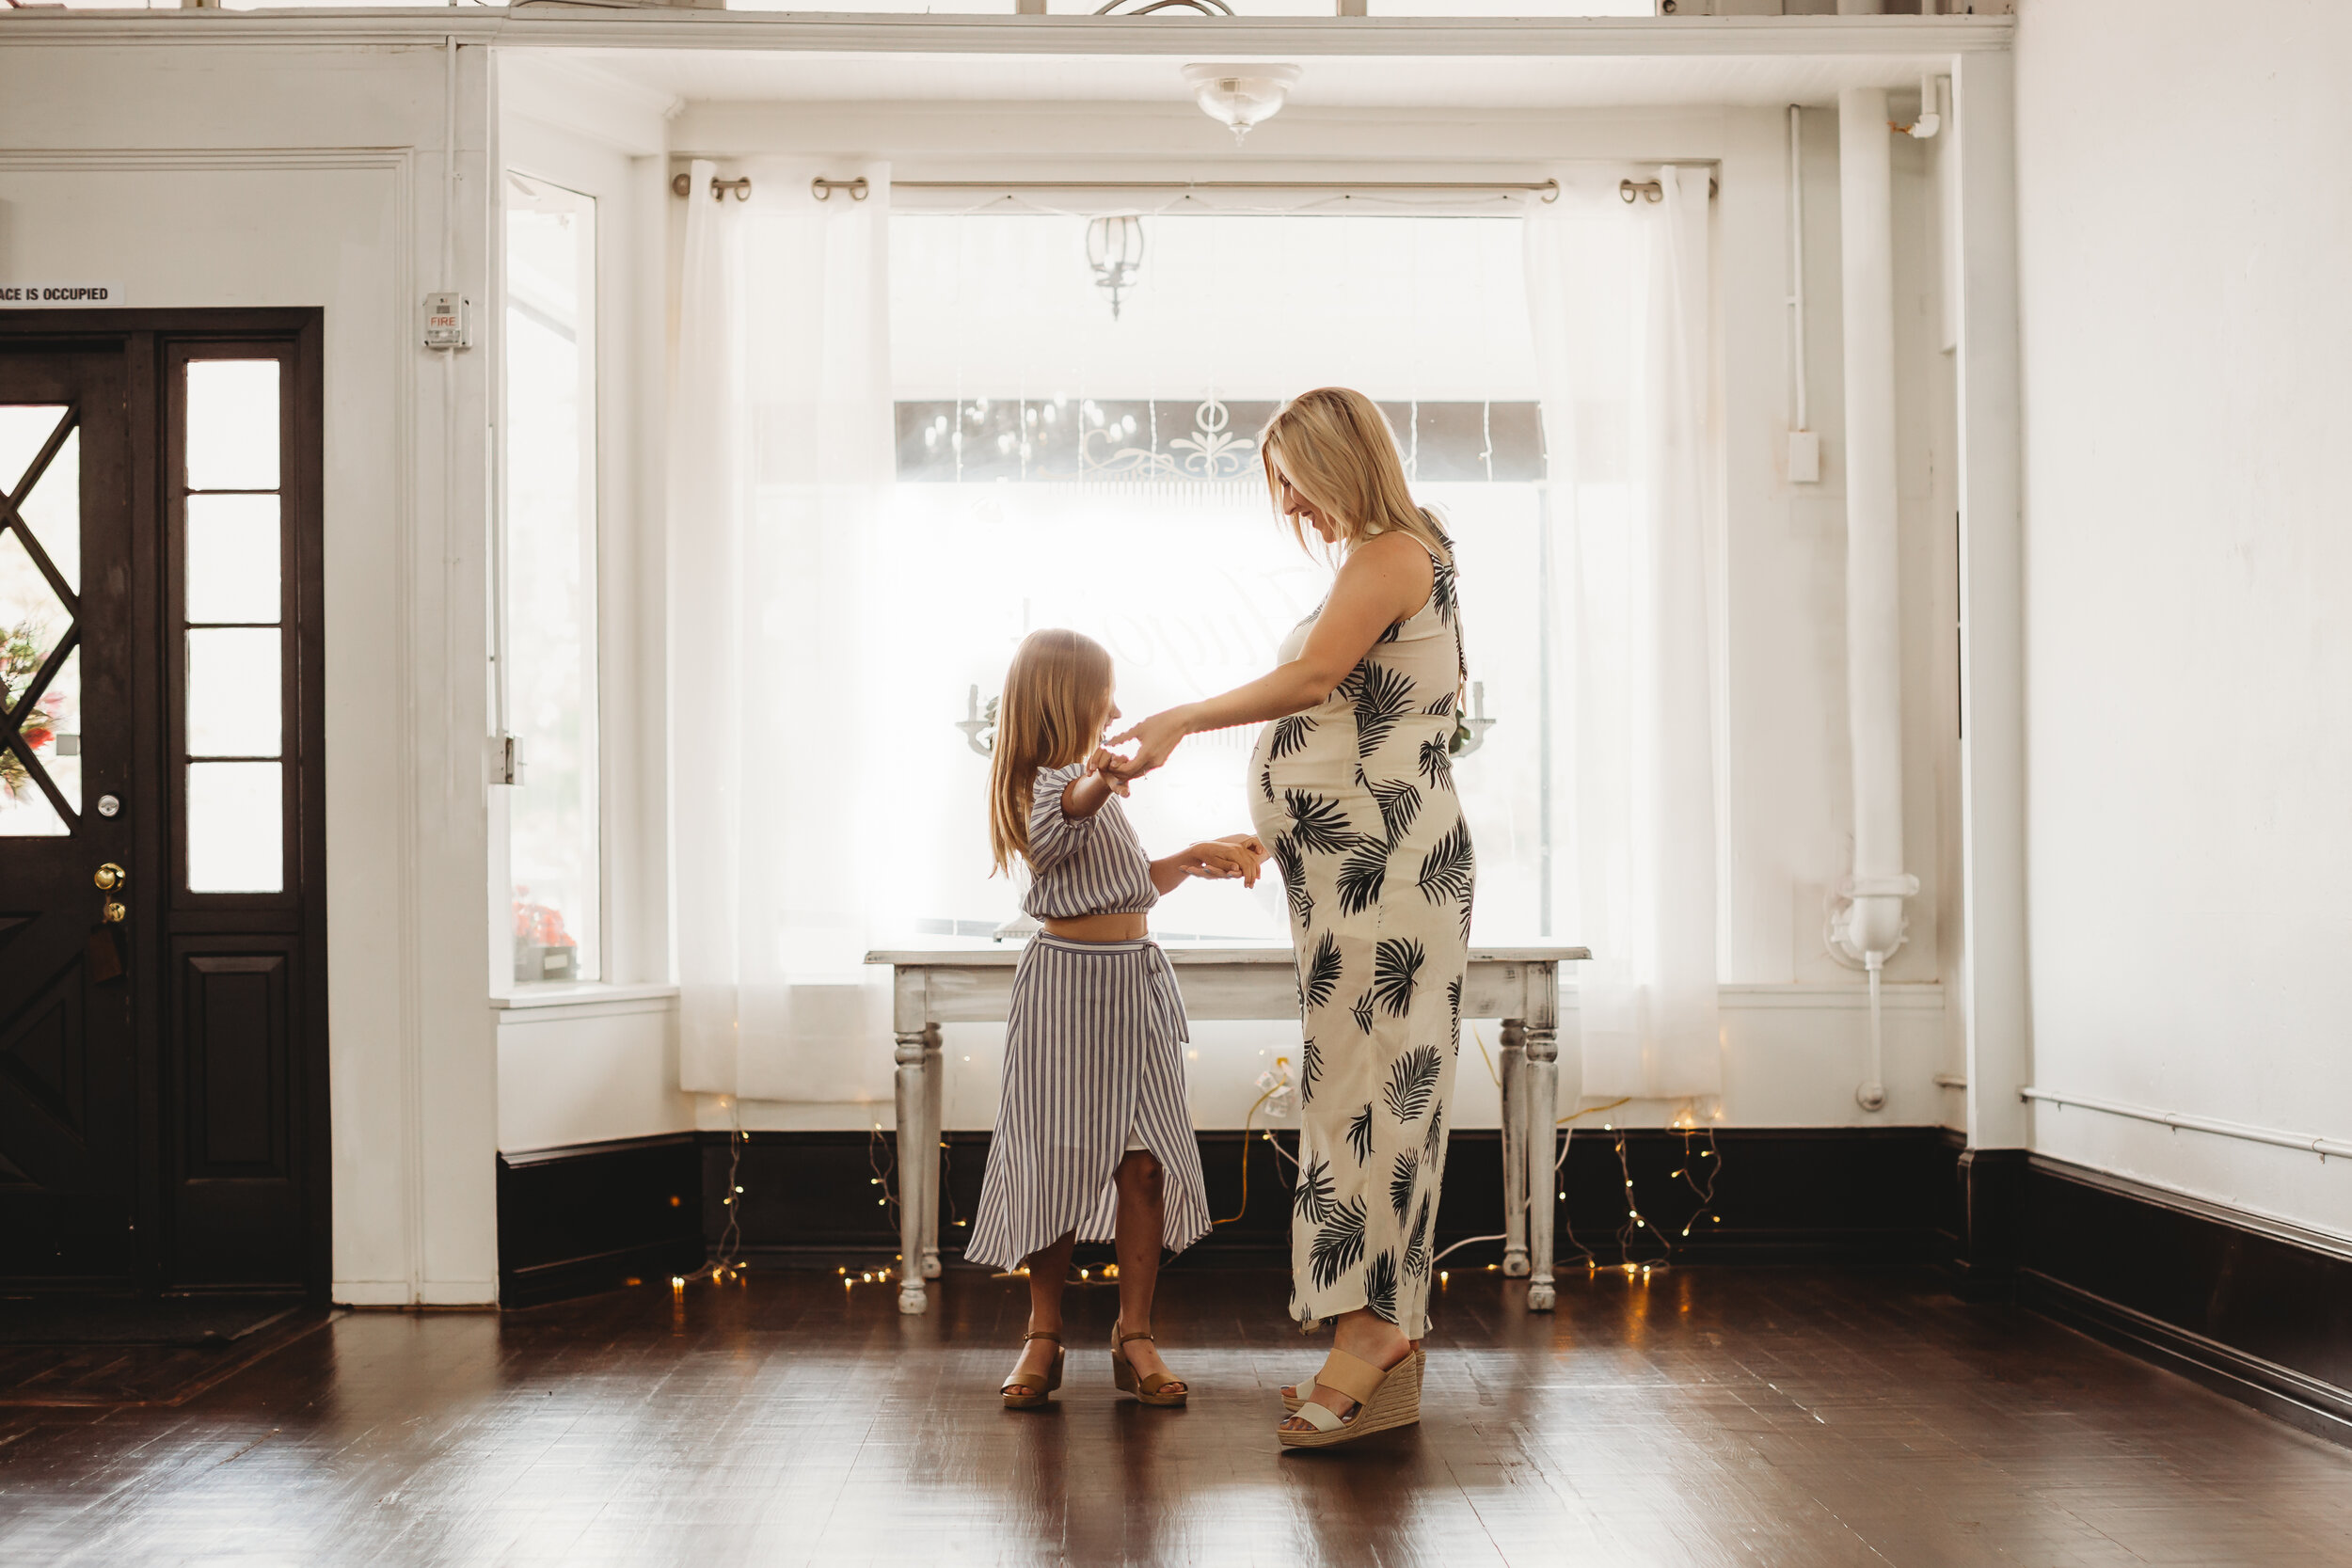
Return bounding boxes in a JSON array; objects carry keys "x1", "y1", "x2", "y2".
[{"x1": 556, "y1": 44, "x2": 1958, "y2": 110}]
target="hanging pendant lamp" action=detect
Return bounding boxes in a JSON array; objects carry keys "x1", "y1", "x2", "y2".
[{"x1": 1087, "y1": 214, "x2": 1146, "y2": 320}]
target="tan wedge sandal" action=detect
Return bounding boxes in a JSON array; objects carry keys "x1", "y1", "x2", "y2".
[
  {"x1": 1281, "y1": 1342, "x2": 1421, "y2": 1413},
  {"x1": 1277, "y1": 1346, "x2": 1423, "y2": 1449},
  {"x1": 1000, "y1": 1329, "x2": 1064, "y2": 1410},
  {"x1": 1110, "y1": 1324, "x2": 1188, "y2": 1407}
]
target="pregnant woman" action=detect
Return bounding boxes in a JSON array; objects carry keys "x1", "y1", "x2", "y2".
[{"x1": 1110, "y1": 388, "x2": 1473, "y2": 1449}]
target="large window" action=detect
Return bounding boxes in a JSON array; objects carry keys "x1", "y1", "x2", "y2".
[
  {"x1": 502, "y1": 175, "x2": 601, "y2": 984},
  {"x1": 874, "y1": 213, "x2": 1553, "y2": 944}
]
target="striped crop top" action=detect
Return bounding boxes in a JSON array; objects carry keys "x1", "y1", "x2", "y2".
[{"x1": 1022, "y1": 763, "x2": 1159, "y2": 920}]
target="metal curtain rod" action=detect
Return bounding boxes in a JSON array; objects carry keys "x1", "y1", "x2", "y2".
[
  {"x1": 675, "y1": 173, "x2": 1727, "y2": 203},
  {"x1": 895, "y1": 178, "x2": 1563, "y2": 200}
]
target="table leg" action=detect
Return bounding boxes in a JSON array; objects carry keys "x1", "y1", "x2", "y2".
[
  {"x1": 1499, "y1": 1019, "x2": 1530, "y2": 1276},
  {"x1": 920, "y1": 1023, "x2": 945, "y2": 1281},
  {"x1": 894, "y1": 1030, "x2": 930, "y2": 1315},
  {"x1": 1525, "y1": 1025, "x2": 1560, "y2": 1312}
]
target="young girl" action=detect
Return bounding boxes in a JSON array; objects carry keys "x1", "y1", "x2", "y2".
[{"x1": 969, "y1": 628, "x2": 1266, "y2": 1410}]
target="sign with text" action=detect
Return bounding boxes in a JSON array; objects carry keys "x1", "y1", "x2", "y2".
[{"x1": 0, "y1": 283, "x2": 125, "y2": 308}]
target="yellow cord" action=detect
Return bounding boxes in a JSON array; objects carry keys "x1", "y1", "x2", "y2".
[
  {"x1": 1562, "y1": 1096, "x2": 1632, "y2": 1126},
  {"x1": 1213, "y1": 1083, "x2": 1280, "y2": 1226}
]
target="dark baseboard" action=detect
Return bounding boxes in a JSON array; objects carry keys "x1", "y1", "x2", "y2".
[
  {"x1": 497, "y1": 1132, "x2": 705, "y2": 1308},
  {"x1": 2014, "y1": 1154, "x2": 2352, "y2": 1448},
  {"x1": 703, "y1": 1124, "x2": 1966, "y2": 1269}
]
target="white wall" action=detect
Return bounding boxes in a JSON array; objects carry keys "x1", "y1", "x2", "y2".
[
  {"x1": 0, "y1": 40, "x2": 502, "y2": 1303},
  {"x1": 2015, "y1": 0, "x2": 2352, "y2": 1239},
  {"x1": 668, "y1": 95, "x2": 1964, "y2": 1133}
]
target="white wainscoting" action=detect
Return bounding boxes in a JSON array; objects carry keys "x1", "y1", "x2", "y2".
[{"x1": 700, "y1": 982, "x2": 1947, "y2": 1134}]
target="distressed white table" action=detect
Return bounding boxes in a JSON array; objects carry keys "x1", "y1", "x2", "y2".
[{"x1": 866, "y1": 942, "x2": 1590, "y2": 1316}]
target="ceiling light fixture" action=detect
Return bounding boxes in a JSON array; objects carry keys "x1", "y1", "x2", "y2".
[{"x1": 1183, "y1": 63, "x2": 1302, "y2": 145}]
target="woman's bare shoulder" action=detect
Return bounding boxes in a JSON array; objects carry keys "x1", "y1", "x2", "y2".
[{"x1": 1336, "y1": 531, "x2": 1436, "y2": 610}]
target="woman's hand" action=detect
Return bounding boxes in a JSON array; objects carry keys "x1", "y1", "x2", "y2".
[
  {"x1": 1104, "y1": 707, "x2": 1195, "y2": 782},
  {"x1": 1152, "y1": 839, "x2": 1261, "y2": 892},
  {"x1": 1178, "y1": 841, "x2": 1261, "y2": 886}
]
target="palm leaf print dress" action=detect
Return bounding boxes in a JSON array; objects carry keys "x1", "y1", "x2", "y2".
[{"x1": 1248, "y1": 528, "x2": 1473, "y2": 1333}]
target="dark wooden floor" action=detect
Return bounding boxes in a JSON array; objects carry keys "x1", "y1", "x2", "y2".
[{"x1": 3, "y1": 1266, "x2": 2348, "y2": 1567}]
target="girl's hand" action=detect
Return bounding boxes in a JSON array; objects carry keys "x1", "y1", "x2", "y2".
[
  {"x1": 1216, "y1": 834, "x2": 1269, "y2": 885},
  {"x1": 1104, "y1": 708, "x2": 1193, "y2": 781},
  {"x1": 1177, "y1": 840, "x2": 1260, "y2": 887},
  {"x1": 1086, "y1": 747, "x2": 1133, "y2": 797}
]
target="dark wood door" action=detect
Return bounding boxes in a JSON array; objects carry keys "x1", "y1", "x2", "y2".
[
  {"x1": 0, "y1": 347, "x2": 140, "y2": 1287},
  {"x1": 0, "y1": 314, "x2": 326, "y2": 1299}
]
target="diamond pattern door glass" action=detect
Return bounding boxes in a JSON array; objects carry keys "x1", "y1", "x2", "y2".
[
  {"x1": 0, "y1": 404, "x2": 80, "y2": 836},
  {"x1": 182, "y1": 359, "x2": 284, "y2": 893}
]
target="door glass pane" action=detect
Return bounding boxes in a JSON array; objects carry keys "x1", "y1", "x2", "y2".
[
  {"x1": 505, "y1": 177, "x2": 601, "y2": 983},
  {"x1": 185, "y1": 360, "x2": 280, "y2": 491},
  {"x1": 0, "y1": 528, "x2": 70, "y2": 691},
  {"x1": 186, "y1": 761, "x2": 282, "y2": 893},
  {"x1": 22, "y1": 644, "x2": 79, "y2": 814},
  {"x1": 0, "y1": 405, "x2": 66, "y2": 497},
  {"x1": 0, "y1": 766, "x2": 67, "y2": 836},
  {"x1": 14, "y1": 425, "x2": 79, "y2": 594},
  {"x1": 186, "y1": 494, "x2": 280, "y2": 624},
  {"x1": 185, "y1": 628, "x2": 281, "y2": 757}
]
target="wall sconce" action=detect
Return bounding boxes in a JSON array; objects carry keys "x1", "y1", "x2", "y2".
[
  {"x1": 957, "y1": 686, "x2": 999, "y2": 756},
  {"x1": 1451, "y1": 681, "x2": 1498, "y2": 758}
]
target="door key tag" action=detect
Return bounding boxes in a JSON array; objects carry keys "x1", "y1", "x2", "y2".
[{"x1": 87, "y1": 922, "x2": 125, "y2": 984}]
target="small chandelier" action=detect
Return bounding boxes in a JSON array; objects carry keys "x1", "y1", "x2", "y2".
[
  {"x1": 1183, "y1": 63, "x2": 1302, "y2": 145},
  {"x1": 1087, "y1": 214, "x2": 1145, "y2": 321}
]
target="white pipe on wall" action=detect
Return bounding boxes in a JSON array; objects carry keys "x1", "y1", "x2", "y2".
[{"x1": 1834, "y1": 86, "x2": 1917, "y2": 1111}]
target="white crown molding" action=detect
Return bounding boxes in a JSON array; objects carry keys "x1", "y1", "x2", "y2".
[
  {"x1": 0, "y1": 147, "x2": 410, "y2": 171},
  {"x1": 0, "y1": 9, "x2": 2011, "y2": 58},
  {"x1": 501, "y1": 48, "x2": 681, "y2": 155}
]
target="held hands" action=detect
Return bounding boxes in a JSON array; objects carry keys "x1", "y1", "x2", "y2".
[
  {"x1": 1173, "y1": 834, "x2": 1269, "y2": 888},
  {"x1": 1085, "y1": 746, "x2": 1133, "y2": 797},
  {"x1": 1104, "y1": 709, "x2": 1191, "y2": 783}
]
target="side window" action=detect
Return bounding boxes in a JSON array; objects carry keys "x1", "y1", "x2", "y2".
[
  {"x1": 176, "y1": 356, "x2": 288, "y2": 895},
  {"x1": 502, "y1": 174, "x2": 602, "y2": 984}
]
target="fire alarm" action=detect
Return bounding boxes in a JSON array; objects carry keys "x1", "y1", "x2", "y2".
[{"x1": 422, "y1": 292, "x2": 470, "y2": 351}]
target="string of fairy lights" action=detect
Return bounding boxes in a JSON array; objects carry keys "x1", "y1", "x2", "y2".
[{"x1": 664, "y1": 1031, "x2": 1728, "y2": 1302}]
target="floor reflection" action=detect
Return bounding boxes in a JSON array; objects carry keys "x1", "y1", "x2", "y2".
[{"x1": 3, "y1": 1266, "x2": 2347, "y2": 1567}]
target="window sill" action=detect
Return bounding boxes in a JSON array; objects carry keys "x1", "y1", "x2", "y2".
[{"x1": 491, "y1": 981, "x2": 681, "y2": 1013}]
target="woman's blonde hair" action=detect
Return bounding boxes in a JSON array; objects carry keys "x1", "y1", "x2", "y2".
[
  {"x1": 989, "y1": 629, "x2": 1115, "y2": 877},
  {"x1": 1259, "y1": 387, "x2": 1454, "y2": 567}
]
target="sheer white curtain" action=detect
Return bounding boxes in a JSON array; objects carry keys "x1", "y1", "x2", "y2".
[
  {"x1": 671, "y1": 158, "x2": 897, "y2": 1102},
  {"x1": 1524, "y1": 167, "x2": 1724, "y2": 1101}
]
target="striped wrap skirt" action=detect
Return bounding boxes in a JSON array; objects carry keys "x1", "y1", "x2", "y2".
[{"x1": 966, "y1": 935, "x2": 1214, "y2": 1270}]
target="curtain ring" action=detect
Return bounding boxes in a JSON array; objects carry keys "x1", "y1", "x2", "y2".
[{"x1": 813, "y1": 177, "x2": 871, "y2": 203}]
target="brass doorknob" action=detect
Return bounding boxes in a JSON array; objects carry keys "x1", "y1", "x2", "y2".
[
  {"x1": 102, "y1": 901, "x2": 127, "y2": 924},
  {"x1": 94, "y1": 863, "x2": 126, "y2": 891}
]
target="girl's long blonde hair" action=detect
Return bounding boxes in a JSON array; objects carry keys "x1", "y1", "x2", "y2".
[
  {"x1": 989, "y1": 629, "x2": 1115, "y2": 877},
  {"x1": 1259, "y1": 387, "x2": 1454, "y2": 567}
]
